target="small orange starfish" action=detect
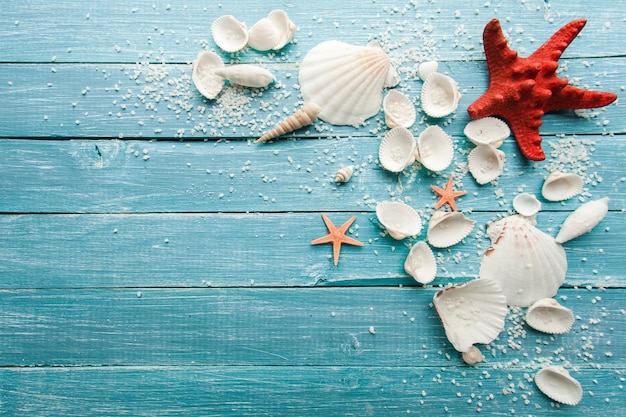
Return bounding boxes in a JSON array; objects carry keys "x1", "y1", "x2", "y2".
[
  {"x1": 431, "y1": 175, "x2": 467, "y2": 211},
  {"x1": 311, "y1": 214, "x2": 363, "y2": 265}
]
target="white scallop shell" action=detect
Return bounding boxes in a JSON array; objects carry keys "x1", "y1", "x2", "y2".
[
  {"x1": 525, "y1": 298, "x2": 574, "y2": 334},
  {"x1": 404, "y1": 241, "x2": 437, "y2": 284},
  {"x1": 379, "y1": 127, "x2": 417, "y2": 173},
  {"x1": 535, "y1": 366, "x2": 583, "y2": 406},
  {"x1": 191, "y1": 51, "x2": 225, "y2": 100},
  {"x1": 417, "y1": 60, "x2": 438, "y2": 81},
  {"x1": 462, "y1": 345, "x2": 484, "y2": 365},
  {"x1": 299, "y1": 40, "x2": 400, "y2": 127},
  {"x1": 555, "y1": 197, "x2": 609, "y2": 244},
  {"x1": 433, "y1": 278, "x2": 508, "y2": 352},
  {"x1": 213, "y1": 65, "x2": 275, "y2": 88},
  {"x1": 463, "y1": 117, "x2": 510, "y2": 148},
  {"x1": 541, "y1": 171, "x2": 584, "y2": 202},
  {"x1": 421, "y1": 72, "x2": 462, "y2": 118},
  {"x1": 383, "y1": 90, "x2": 416, "y2": 129},
  {"x1": 375, "y1": 201, "x2": 422, "y2": 240},
  {"x1": 247, "y1": 9, "x2": 296, "y2": 51},
  {"x1": 468, "y1": 145, "x2": 505, "y2": 185},
  {"x1": 480, "y1": 215, "x2": 567, "y2": 307},
  {"x1": 513, "y1": 193, "x2": 541, "y2": 218},
  {"x1": 427, "y1": 210, "x2": 475, "y2": 249},
  {"x1": 415, "y1": 125, "x2": 454, "y2": 172},
  {"x1": 211, "y1": 15, "x2": 249, "y2": 53},
  {"x1": 255, "y1": 102, "x2": 321, "y2": 143},
  {"x1": 335, "y1": 165, "x2": 354, "y2": 183}
]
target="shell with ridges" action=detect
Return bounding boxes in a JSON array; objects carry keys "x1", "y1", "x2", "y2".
[
  {"x1": 247, "y1": 9, "x2": 296, "y2": 51},
  {"x1": 525, "y1": 298, "x2": 574, "y2": 334},
  {"x1": 255, "y1": 102, "x2": 321, "y2": 143},
  {"x1": 427, "y1": 210, "x2": 475, "y2": 249},
  {"x1": 463, "y1": 117, "x2": 510, "y2": 148},
  {"x1": 468, "y1": 144, "x2": 505, "y2": 185},
  {"x1": 191, "y1": 51, "x2": 225, "y2": 100},
  {"x1": 555, "y1": 197, "x2": 609, "y2": 244},
  {"x1": 211, "y1": 15, "x2": 249, "y2": 53},
  {"x1": 404, "y1": 241, "x2": 437, "y2": 284},
  {"x1": 335, "y1": 165, "x2": 354, "y2": 183},
  {"x1": 213, "y1": 65, "x2": 275, "y2": 88},
  {"x1": 421, "y1": 72, "x2": 462, "y2": 118},
  {"x1": 415, "y1": 125, "x2": 454, "y2": 172},
  {"x1": 541, "y1": 171, "x2": 584, "y2": 202},
  {"x1": 535, "y1": 366, "x2": 583, "y2": 406},
  {"x1": 375, "y1": 201, "x2": 422, "y2": 240},
  {"x1": 383, "y1": 90, "x2": 416, "y2": 128},
  {"x1": 379, "y1": 126, "x2": 417, "y2": 173},
  {"x1": 513, "y1": 193, "x2": 541, "y2": 218}
]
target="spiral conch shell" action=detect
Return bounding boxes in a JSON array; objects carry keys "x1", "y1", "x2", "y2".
[
  {"x1": 255, "y1": 102, "x2": 322, "y2": 143},
  {"x1": 335, "y1": 166, "x2": 354, "y2": 183}
]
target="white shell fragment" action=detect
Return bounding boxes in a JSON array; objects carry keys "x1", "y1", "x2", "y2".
[
  {"x1": 513, "y1": 193, "x2": 541, "y2": 218},
  {"x1": 299, "y1": 40, "x2": 399, "y2": 127},
  {"x1": 383, "y1": 90, "x2": 416, "y2": 129},
  {"x1": 541, "y1": 171, "x2": 584, "y2": 202},
  {"x1": 463, "y1": 117, "x2": 510, "y2": 148},
  {"x1": 191, "y1": 51, "x2": 225, "y2": 100},
  {"x1": 427, "y1": 210, "x2": 475, "y2": 249},
  {"x1": 379, "y1": 127, "x2": 417, "y2": 173},
  {"x1": 375, "y1": 201, "x2": 422, "y2": 240},
  {"x1": 255, "y1": 102, "x2": 321, "y2": 143},
  {"x1": 462, "y1": 345, "x2": 484, "y2": 365},
  {"x1": 211, "y1": 15, "x2": 249, "y2": 53},
  {"x1": 555, "y1": 197, "x2": 609, "y2": 244},
  {"x1": 404, "y1": 241, "x2": 437, "y2": 284},
  {"x1": 417, "y1": 60, "x2": 438, "y2": 81},
  {"x1": 415, "y1": 125, "x2": 454, "y2": 172},
  {"x1": 335, "y1": 165, "x2": 354, "y2": 184},
  {"x1": 468, "y1": 145, "x2": 505, "y2": 185},
  {"x1": 213, "y1": 65, "x2": 275, "y2": 88},
  {"x1": 421, "y1": 72, "x2": 462, "y2": 118},
  {"x1": 247, "y1": 9, "x2": 296, "y2": 51},
  {"x1": 525, "y1": 298, "x2": 574, "y2": 334},
  {"x1": 433, "y1": 278, "x2": 508, "y2": 352},
  {"x1": 535, "y1": 366, "x2": 583, "y2": 406}
]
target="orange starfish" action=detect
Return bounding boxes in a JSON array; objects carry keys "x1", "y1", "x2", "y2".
[
  {"x1": 431, "y1": 175, "x2": 467, "y2": 211},
  {"x1": 311, "y1": 214, "x2": 363, "y2": 265}
]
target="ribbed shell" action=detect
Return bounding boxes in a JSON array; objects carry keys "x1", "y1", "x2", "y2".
[
  {"x1": 421, "y1": 72, "x2": 461, "y2": 118},
  {"x1": 211, "y1": 15, "x2": 249, "y2": 53},
  {"x1": 334, "y1": 165, "x2": 354, "y2": 183},
  {"x1": 468, "y1": 144, "x2": 505, "y2": 185},
  {"x1": 555, "y1": 197, "x2": 609, "y2": 244},
  {"x1": 378, "y1": 126, "x2": 417, "y2": 173},
  {"x1": 427, "y1": 210, "x2": 475, "y2": 249},
  {"x1": 415, "y1": 125, "x2": 454, "y2": 172},
  {"x1": 383, "y1": 89, "x2": 416, "y2": 128},
  {"x1": 513, "y1": 193, "x2": 541, "y2": 218},
  {"x1": 404, "y1": 241, "x2": 437, "y2": 284},
  {"x1": 247, "y1": 9, "x2": 296, "y2": 51},
  {"x1": 463, "y1": 116, "x2": 510, "y2": 147},
  {"x1": 541, "y1": 171, "x2": 584, "y2": 202},
  {"x1": 525, "y1": 298, "x2": 574, "y2": 334},
  {"x1": 191, "y1": 51, "x2": 225, "y2": 100},
  {"x1": 375, "y1": 201, "x2": 422, "y2": 240},
  {"x1": 535, "y1": 366, "x2": 583, "y2": 406}
]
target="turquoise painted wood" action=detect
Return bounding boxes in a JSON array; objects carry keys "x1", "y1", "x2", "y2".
[{"x1": 1, "y1": 0, "x2": 625, "y2": 415}]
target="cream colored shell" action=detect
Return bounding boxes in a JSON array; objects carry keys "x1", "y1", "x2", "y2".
[
  {"x1": 555, "y1": 197, "x2": 609, "y2": 244},
  {"x1": 513, "y1": 193, "x2": 541, "y2": 218},
  {"x1": 462, "y1": 345, "x2": 484, "y2": 365},
  {"x1": 191, "y1": 51, "x2": 225, "y2": 100},
  {"x1": 468, "y1": 144, "x2": 505, "y2": 185},
  {"x1": 541, "y1": 171, "x2": 583, "y2": 202},
  {"x1": 379, "y1": 126, "x2": 417, "y2": 173},
  {"x1": 404, "y1": 241, "x2": 437, "y2": 284},
  {"x1": 463, "y1": 117, "x2": 510, "y2": 148},
  {"x1": 375, "y1": 201, "x2": 422, "y2": 240},
  {"x1": 334, "y1": 165, "x2": 354, "y2": 183},
  {"x1": 383, "y1": 89, "x2": 416, "y2": 128},
  {"x1": 211, "y1": 15, "x2": 249, "y2": 53},
  {"x1": 421, "y1": 72, "x2": 461, "y2": 118},
  {"x1": 255, "y1": 102, "x2": 321, "y2": 143},
  {"x1": 247, "y1": 10, "x2": 296, "y2": 51},
  {"x1": 415, "y1": 125, "x2": 454, "y2": 172},
  {"x1": 535, "y1": 366, "x2": 583, "y2": 406},
  {"x1": 525, "y1": 298, "x2": 574, "y2": 334},
  {"x1": 427, "y1": 210, "x2": 475, "y2": 249},
  {"x1": 417, "y1": 60, "x2": 438, "y2": 81},
  {"x1": 213, "y1": 65, "x2": 275, "y2": 88}
]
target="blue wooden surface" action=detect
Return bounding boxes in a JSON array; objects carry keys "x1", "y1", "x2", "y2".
[{"x1": 0, "y1": 1, "x2": 624, "y2": 416}]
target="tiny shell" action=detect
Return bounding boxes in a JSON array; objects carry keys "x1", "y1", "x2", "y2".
[
  {"x1": 404, "y1": 241, "x2": 437, "y2": 284},
  {"x1": 427, "y1": 210, "x2": 475, "y2": 249},
  {"x1": 525, "y1": 298, "x2": 574, "y2": 334},
  {"x1": 211, "y1": 15, "x2": 249, "y2": 53},
  {"x1": 535, "y1": 366, "x2": 583, "y2": 406},
  {"x1": 383, "y1": 90, "x2": 416, "y2": 128},
  {"x1": 376, "y1": 201, "x2": 422, "y2": 240},
  {"x1": 461, "y1": 345, "x2": 484, "y2": 365},
  {"x1": 555, "y1": 197, "x2": 609, "y2": 244},
  {"x1": 513, "y1": 193, "x2": 541, "y2": 218},
  {"x1": 468, "y1": 145, "x2": 505, "y2": 185},
  {"x1": 463, "y1": 117, "x2": 510, "y2": 148},
  {"x1": 247, "y1": 10, "x2": 296, "y2": 51},
  {"x1": 213, "y1": 65, "x2": 275, "y2": 88},
  {"x1": 415, "y1": 125, "x2": 454, "y2": 172},
  {"x1": 335, "y1": 165, "x2": 354, "y2": 183},
  {"x1": 541, "y1": 171, "x2": 584, "y2": 202},
  {"x1": 417, "y1": 60, "x2": 438, "y2": 81},
  {"x1": 379, "y1": 126, "x2": 417, "y2": 173},
  {"x1": 255, "y1": 102, "x2": 321, "y2": 143},
  {"x1": 191, "y1": 51, "x2": 225, "y2": 100},
  {"x1": 421, "y1": 72, "x2": 462, "y2": 118}
]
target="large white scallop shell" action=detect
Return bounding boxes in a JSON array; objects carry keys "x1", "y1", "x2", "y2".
[
  {"x1": 191, "y1": 51, "x2": 225, "y2": 100},
  {"x1": 299, "y1": 40, "x2": 400, "y2": 127},
  {"x1": 513, "y1": 193, "x2": 541, "y2": 218},
  {"x1": 468, "y1": 145, "x2": 505, "y2": 185},
  {"x1": 247, "y1": 10, "x2": 296, "y2": 51},
  {"x1": 480, "y1": 215, "x2": 567, "y2": 307},
  {"x1": 213, "y1": 65, "x2": 275, "y2": 88},
  {"x1": 211, "y1": 15, "x2": 249, "y2": 53},
  {"x1": 463, "y1": 117, "x2": 510, "y2": 148},
  {"x1": 379, "y1": 126, "x2": 417, "y2": 173},
  {"x1": 415, "y1": 125, "x2": 454, "y2": 172},
  {"x1": 421, "y1": 72, "x2": 462, "y2": 118},
  {"x1": 525, "y1": 298, "x2": 574, "y2": 334},
  {"x1": 427, "y1": 210, "x2": 475, "y2": 249},
  {"x1": 383, "y1": 90, "x2": 416, "y2": 128},
  {"x1": 555, "y1": 197, "x2": 609, "y2": 244},
  {"x1": 433, "y1": 278, "x2": 508, "y2": 352},
  {"x1": 375, "y1": 201, "x2": 422, "y2": 240},
  {"x1": 535, "y1": 366, "x2": 583, "y2": 406},
  {"x1": 404, "y1": 241, "x2": 437, "y2": 284},
  {"x1": 541, "y1": 171, "x2": 584, "y2": 202}
]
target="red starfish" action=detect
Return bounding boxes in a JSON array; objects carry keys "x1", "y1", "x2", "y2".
[
  {"x1": 431, "y1": 175, "x2": 467, "y2": 211},
  {"x1": 311, "y1": 214, "x2": 363, "y2": 265},
  {"x1": 468, "y1": 19, "x2": 617, "y2": 161}
]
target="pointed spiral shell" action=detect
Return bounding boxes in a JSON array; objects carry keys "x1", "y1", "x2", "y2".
[{"x1": 255, "y1": 102, "x2": 322, "y2": 143}]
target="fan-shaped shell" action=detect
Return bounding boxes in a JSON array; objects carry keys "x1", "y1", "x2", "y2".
[
  {"x1": 213, "y1": 65, "x2": 275, "y2": 88},
  {"x1": 404, "y1": 241, "x2": 437, "y2": 284},
  {"x1": 433, "y1": 278, "x2": 508, "y2": 352},
  {"x1": 513, "y1": 193, "x2": 541, "y2": 218},
  {"x1": 525, "y1": 298, "x2": 574, "y2": 334},
  {"x1": 535, "y1": 366, "x2": 583, "y2": 406},
  {"x1": 463, "y1": 117, "x2": 510, "y2": 148},
  {"x1": 555, "y1": 197, "x2": 609, "y2": 244},
  {"x1": 379, "y1": 127, "x2": 417, "y2": 173},
  {"x1": 248, "y1": 9, "x2": 296, "y2": 51},
  {"x1": 375, "y1": 201, "x2": 422, "y2": 240},
  {"x1": 335, "y1": 165, "x2": 354, "y2": 183},
  {"x1": 541, "y1": 171, "x2": 584, "y2": 202},
  {"x1": 468, "y1": 145, "x2": 505, "y2": 185},
  {"x1": 415, "y1": 125, "x2": 454, "y2": 172},
  {"x1": 421, "y1": 72, "x2": 462, "y2": 118},
  {"x1": 427, "y1": 210, "x2": 475, "y2": 249},
  {"x1": 211, "y1": 15, "x2": 249, "y2": 53},
  {"x1": 480, "y1": 215, "x2": 567, "y2": 307},
  {"x1": 191, "y1": 51, "x2": 225, "y2": 100},
  {"x1": 383, "y1": 90, "x2": 416, "y2": 128},
  {"x1": 417, "y1": 60, "x2": 438, "y2": 81},
  {"x1": 299, "y1": 40, "x2": 399, "y2": 127}
]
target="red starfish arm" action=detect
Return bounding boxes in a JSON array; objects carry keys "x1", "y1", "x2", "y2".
[
  {"x1": 547, "y1": 86, "x2": 618, "y2": 111},
  {"x1": 482, "y1": 19, "x2": 519, "y2": 72},
  {"x1": 508, "y1": 119, "x2": 546, "y2": 161},
  {"x1": 530, "y1": 19, "x2": 586, "y2": 62}
]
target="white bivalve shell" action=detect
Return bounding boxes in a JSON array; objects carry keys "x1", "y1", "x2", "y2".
[
  {"x1": 404, "y1": 241, "x2": 437, "y2": 284},
  {"x1": 421, "y1": 72, "x2": 462, "y2": 118},
  {"x1": 525, "y1": 298, "x2": 574, "y2": 334},
  {"x1": 247, "y1": 10, "x2": 296, "y2": 51},
  {"x1": 468, "y1": 144, "x2": 505, "y2": 185},
  {"x1": 433, "y1": 278, "x2": 508, "y2": 353},
  {"x1": 427, "y1": 210, "x2": 475, "y2": 249},
  {"x1": 463, "y1": 117, "x2": 510, "y2": 148},
  {"x1": 379, "y1": 127, "x2": 417, "y2": 173},
  {"x1": 191, "y1": 51, "x2": 225, "y2": 100},
  {"x1": 513, "y1": 193, "x2": 541, "y2": 218},
  {"x1": 555, "y1": 197, "x2": 609, "y2": 244},
  {"x1": 211, "y1": 15, "x2": 249, "y2": 53},
  {"x1": 541, "y1": 171, "x2": 583, "y2": 202},
  {"x1": 375, "y1": 201, "x2": 422, "y2": 240},
  {"x1": 417, "y1": 60, "x2": 438, "y2": 81},
  {"x1": 299, "y1": 40, "x2": 400, "y2": 127},
  {"x1": 335, "y1": 165, "x2": 354, "y2": 183},
  {"x1": 480, "y1": 215, "x2": 567, "y2": 307},
  {"x1": 255, "y1": 102, "x2": 321, "y2": 143},
  {"x1": 383, "y1": 90, "x2": 416, "y2": 128},
  {"x1": 535, "y1": 366, "x2": 583, "y2": 406},
  {"x1": 213, "y1": 65, "x2": 275, "y2": 88},
  {"x1": 415, "y1": 125, "x2": 454, "y2": 172}
]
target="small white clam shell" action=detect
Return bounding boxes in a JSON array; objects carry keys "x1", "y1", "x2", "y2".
[
  {"x1": 417, "y1": 60, "x2": 438, "y2": 81},
  {"x1": 404, "y1": 241, "x2": 437, "y2": 284},
  {"x1": 525, "y1": 298, "x2": 574, "y2": 334},
  {"x1": 383, "y1": 90, "x2": 416, "y2": 129},
  {"x1": 427, "y1": 210, "x2": 475, "y2": 249},
  {"x1": 555, "y1": 197, "x2": 609, "y2": 244},
  {"x1": 376, "y1": 201, "x2": 422, "y2": 240},
  {"x1": 541, "y1": 171, "x2": 584, "y2": 202},
  {"x1": 335, "y1": 165, "x2": 354, "y2": 183},
  {"x1": 463, "y1": 117, "x2": 510, "y2": 148},
  {"x1": 535, "y1": 366, "x2": 583, "y2": 406},
  {"x1": 513, "y1": 193, "x2": 541, "y2": 218},
  {"x1": 462, "y1": 345, "x2": 484, "y2": 365},
  {"x1": 248, "y1": 9, "x2": 296, "y2": 51},
  {"x1": 213, "y1": 64, "x2": 275, "y2": 88},
  {"x1": 468, "y1": 145, "x2": 505, "y2": 185},
  {"x1": 191, "y1": 51, "x2": 225, "y2": 100},
  {"x1": 415, "y1": 125, "x2": 454, "y2": 172},
  {"x1": 211, "y1": 15, "x2": 249, "y2": 53},
  {"x1": 421, "y1": 72, "x2": 462, "y2": 118},
  {"x1": 379, "y1": 126, "x2": 417, "y2": 173}
]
